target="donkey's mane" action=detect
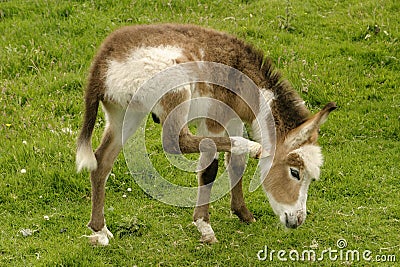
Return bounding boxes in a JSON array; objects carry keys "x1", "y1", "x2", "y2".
[
  {"x1": 260, "y1": 58, "x2": 311, "y2": 138},
  {"x1": 233, "y1": 37, "x2": 310, "y2": 138}
]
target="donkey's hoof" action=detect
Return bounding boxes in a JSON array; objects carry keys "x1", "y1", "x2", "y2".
[
  {"x1": 241, "y1": 216, "x2": 256, "y2": 223},
  {"x1": 200, "y1": 234, "x2": 218, "y2": 244},
  {"x1": 248, "y1": 141, "x2": 262, "y2": 159},
  {"x1": 193, "y1": 218, "x2": 218, "y2": 244},
  {"x1": 88, "y1": 226, "x2": 114, "y2": 246},
  {"x1": 230, "y1": 137, "x2": 263, "y2": 158},
  {"x1": 233, "y1": 207, "x2": 256, "y2": 223}
]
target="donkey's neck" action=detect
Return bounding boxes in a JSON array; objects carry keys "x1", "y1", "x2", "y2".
[
  {"x1": 268, "y1": 80, "x2": 310, "y2": 141},
  {"x1": 228, "y1": 43, "x2": 311, "y2": 142}
]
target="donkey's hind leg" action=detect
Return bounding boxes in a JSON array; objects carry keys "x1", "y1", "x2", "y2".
[
  {"x1": 87, "y1": 102, "x2": 142, "y2": 245},
  {"x1": 87, "y1": 125, "x2": 120, "y2": 245}
]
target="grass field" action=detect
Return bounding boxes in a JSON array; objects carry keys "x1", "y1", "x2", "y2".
[{"x1": 1, "y1": 0, "x2": 399, "y2": 266}]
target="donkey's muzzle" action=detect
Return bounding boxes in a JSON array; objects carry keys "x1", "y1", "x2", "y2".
[{"x1": 284, "y1": 210, "x2": 305, "y2": 229}]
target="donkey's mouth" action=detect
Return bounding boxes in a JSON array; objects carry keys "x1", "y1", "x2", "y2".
[{"x1": 284, "y1": 211, "x2": 304, "y2": 229}]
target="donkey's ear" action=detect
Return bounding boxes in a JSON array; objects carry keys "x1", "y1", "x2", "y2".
[{"x1": 285, "y1": 102, "x2": 337, "y2": 148}]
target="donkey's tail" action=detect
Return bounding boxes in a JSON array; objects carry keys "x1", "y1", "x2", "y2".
[{"x1": 76, "y1": 92, "x2": 100, "y2": 172}]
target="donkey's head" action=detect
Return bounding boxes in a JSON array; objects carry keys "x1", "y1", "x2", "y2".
[{"x1": 263, "y1": 102, "x2": 336, "y2": 228}]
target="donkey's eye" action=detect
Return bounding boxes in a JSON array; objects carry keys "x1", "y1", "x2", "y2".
[{"x1": 290, "y1": 168, "x2": 300, "y2": 180}]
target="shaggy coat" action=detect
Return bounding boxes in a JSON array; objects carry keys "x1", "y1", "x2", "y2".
[{"x1": 76, "y1": 23, "x2": 336, "y2": 245}]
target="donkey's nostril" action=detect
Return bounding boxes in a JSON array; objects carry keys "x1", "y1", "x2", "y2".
[
  {"x1": 284, "y1": 212, "x2": 289, "y2": 222},
  {"x1": 284, "y1": 212, "x2": 289, "y2": 227},
  {"x1": 284, "y1": 212, "x2": 298, "y2": 229},
  {"x1": 296, "y1": 211, "x2": 304, "y2": 226},
  {"x1": 297, "y1": 215, "x2": 303, "y2": 225}
]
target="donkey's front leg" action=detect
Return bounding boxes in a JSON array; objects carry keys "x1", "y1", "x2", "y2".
[
  {"x1": 193, "y1": 150, "x2": 219, "y2": 243},
  {"x1": 226, "y1": 152, "x2": 256, "y2": 223},
  {"x1": 171, "y1": 132, "x2": 263, "y2": 159}
]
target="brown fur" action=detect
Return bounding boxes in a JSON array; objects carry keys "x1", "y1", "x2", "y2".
[
  {"x1": 264, "y1": 145, "x2": 304, "y2": 204},
  {"x1": 78, "y1": 24, "x2": 309, "y2": 150},
  {"x1": 77, "y1": 23, "x2": 336, "y2": 242}
]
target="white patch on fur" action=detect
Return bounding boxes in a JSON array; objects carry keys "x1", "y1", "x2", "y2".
[
  {"x1": 261, "y1": 89, "x2": 275, "y2": 104},
  {"x1": 105, "y1": 46, "x2": 184, "y2": 107},
  {"x1": 251, "y1": 90, "x2": 275, "y2": 160},
  {"x1": 230, "y1": 136, "x2": 262, "y2": 158},
  {"x1": 76, "y1": 144, "x2": 97, "y2": 172},
  {"x1": 199, "y1": 48, "x2": 205, "y2": 60},
  {"x1": 251, "y1": 89, "x2": 274, "y2": 141},
  {"x1": 290, "y1": 144, "x2": 323, "y2": 180},
  {"x1": 193, "y1": 218, "x2": 217, "y2": 243},
  {"x1": 85, "y1": 226, "x2": 114, "y2": 246}
]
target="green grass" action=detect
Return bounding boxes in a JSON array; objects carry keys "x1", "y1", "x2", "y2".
[{"x1": 1, "y1": 0, "x2": 399, "y2": 266}]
